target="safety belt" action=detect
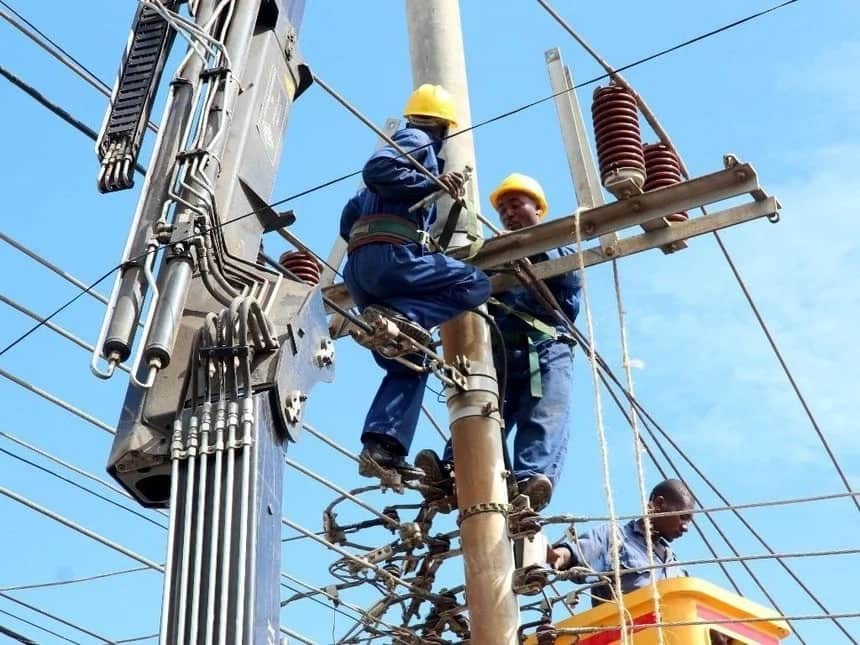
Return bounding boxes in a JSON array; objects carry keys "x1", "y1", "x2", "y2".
[{"x1": 489, "y1": 297, "x2": 575, "y2": 399}]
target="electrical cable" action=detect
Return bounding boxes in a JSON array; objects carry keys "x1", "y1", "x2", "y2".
[{"x1": 0, "y1": 0, "x2": 802, "y2": 358}]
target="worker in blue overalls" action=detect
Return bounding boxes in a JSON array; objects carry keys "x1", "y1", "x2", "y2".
[
  {"x1": 416, "y1": 174, "x2": 581, "y2": 511},
  {"x1": 341, "y1": 84, "x2": 491, "y2": 481}
]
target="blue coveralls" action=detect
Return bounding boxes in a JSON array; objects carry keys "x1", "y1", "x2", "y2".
[
  {"x1": 340, "y1": 126, "x2": 491, "y2": 455},
  {"x1": 444, "y1": 249, "x2": 581, "y2": 486},
  {"x1": 558, "y1": 519, "x2": 685, "y2": 606}
]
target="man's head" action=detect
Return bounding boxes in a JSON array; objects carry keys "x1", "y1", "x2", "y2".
[
  {"x1": 404, "y1": 84, "x2": 458, "y2": 139},
  {"x1": 489, "y1": 173, "x2": 549, "y2": 230},
  {"x1": 647, "y1": 479, "x2": 694, "y2": 542}
]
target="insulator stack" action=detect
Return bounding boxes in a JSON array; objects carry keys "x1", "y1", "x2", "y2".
[
  {"x1": 643, "y1": 143, "x2": 689, "y2": 222},
  {"x1": 278, "y1": 250, "x2": 322, "y2": 286},
  {"x1": 592, "y1": 84, "x2": 646, "y2": 198}
]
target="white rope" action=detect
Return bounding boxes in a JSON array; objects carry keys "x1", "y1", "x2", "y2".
[
  {"x1": 572, "y1": 209, "x2": 630, "y2": 644},
  {"x1": 610, "y1": 258, "x2": 665, "y2": 645}
]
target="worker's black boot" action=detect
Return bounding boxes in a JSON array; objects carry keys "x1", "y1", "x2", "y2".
[
  {"x1": 358, "y1": 436, "x2": 424, "y2": 481},
  {"x1": 415, "y1": 450, "x2": 454, "y2": 491},
  {"x1": 518, "y1": 474, "x2": 553, "y2": 512},
  {"x1": 414, "y1": 449, "x2": 456, "y2": 512}
]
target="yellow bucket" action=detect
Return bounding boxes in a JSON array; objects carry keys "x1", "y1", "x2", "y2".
[{"x1": 524, "y1": 577, "x2": 790, "y2": 644}]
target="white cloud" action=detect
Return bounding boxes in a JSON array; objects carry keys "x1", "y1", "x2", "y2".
[{"x1": 616, "y1": 141, "x2": 860, "y2": 472}]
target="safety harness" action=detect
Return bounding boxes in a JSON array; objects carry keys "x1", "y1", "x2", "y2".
[
  {"x1": 489, "y1": 297, "x2": 575, "y2": 399},
  {"x1": 347, "y1": 214, "x2": 429, "y2": 254}
]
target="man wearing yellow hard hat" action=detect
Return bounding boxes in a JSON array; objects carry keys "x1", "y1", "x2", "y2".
[
  {"x1": 339, "y1": 84, "x2": 491, "y2": 480},
  {"x1": 417, "y1": 173, "x2": 581, "y2": 511}
]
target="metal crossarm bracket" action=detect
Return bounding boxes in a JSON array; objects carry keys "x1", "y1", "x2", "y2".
[{"x1": 322, "y1": 159, "x2": 780, "y2": 312}]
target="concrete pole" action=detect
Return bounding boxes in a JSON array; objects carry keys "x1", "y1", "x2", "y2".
[{"x1": 405, "y1": 3, "x2": 519, "y2": 644}]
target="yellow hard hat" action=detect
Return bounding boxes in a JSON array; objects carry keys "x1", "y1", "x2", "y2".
[
  {"x1": 489, "y1": 173, "x2": 549, "y2": 218},
  {"x1": 403, "y1": 84, "x2": 458, "y2": 129}
]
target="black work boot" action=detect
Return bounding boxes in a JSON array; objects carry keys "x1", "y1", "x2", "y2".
[
  {"x1": 414, "y1": 449, "x2": 454, "y2": 491},
  {"x1": 518, "y1": 474, "x2": 553, "y2": 512},
  {"x1": 358, "y1": 437, "x2": 424, "y2": 481}
]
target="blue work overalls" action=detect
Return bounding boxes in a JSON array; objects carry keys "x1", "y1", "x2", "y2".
[
  {"x1": 444, "y1": 248, "x2": 581, "y2": 486},
  {"x1": 341, "y1": 126, "x2": 491, "y2": 455}
]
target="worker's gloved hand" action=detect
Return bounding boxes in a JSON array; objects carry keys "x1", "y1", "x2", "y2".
[{"x1": 437, "y1": 171, "x2": 466, "y2": 197}]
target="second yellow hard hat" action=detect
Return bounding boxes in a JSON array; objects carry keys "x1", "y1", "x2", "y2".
[{"x1": 489, "y1": 173, "x2": 549, "y2": 218}]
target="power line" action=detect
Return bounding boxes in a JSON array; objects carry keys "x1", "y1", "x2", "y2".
[
  {"x1": 281, "y1": 572, "x2": 404, "y2": 636},
  {"x1": 0, "y1": 608, "x2": 79, "y2": 644},
  {"x1": 587, "y1": 339, "x2": 851, "y2": 641},
  {"x1": 0, "y1": 446, "x2": 167, "y2": 529},
  {"x1": 0, "y1": 294, "x2": 129, "y2": 372},
  {"x1": 0, "y1": 64, "x2": 148, "y2": 177},
  {"x1": 0, "y1": 623, "x2": 37, "y2": 644},
  {"x1": 285, "y1": 457, "x2": 399, "y2": 529},
  {"x1": 536, "y1": 0, "x2": 855, "y2": 518},
  {"x1": 544, "y1": 490, "x2": 860, "y2": 525},
  {"x1": 0, "y1": 368, "x2": 115, "y2": 435},
  {"x1": 113, "y1": 634, "x2": 159, "y2": 644},
  {"x1": 712, "y1": 231, "x2": 860, "y2": 513},
  {"x1": 0, "y1": 486, "x2": 164, "y2": 572},
  {"x1": 280, "y1": 582, "x2": 367, "y2": 631},
  {"x1": 0, "y1": 0, "x2": 111, "y2": 97},
  {"x1": 0, "y1": 566, "x2": 150, "y2": 592},
  {"x1": 0, "y1": 232, "x2": 110, "y2": 305},
  {"x1": 0, "y1": 431, "x2": 155, "y2": 513},
  {"x1": 0, "y1": 0, "x2": 804, "y2": 359},
  {"x1": 0, "y1": 592, "x2": 112, "y2": 644}
]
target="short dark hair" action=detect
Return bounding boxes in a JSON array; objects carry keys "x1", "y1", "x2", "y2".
[{"x1": 649, "y1": 478, "x2": 693, "y2": 507}]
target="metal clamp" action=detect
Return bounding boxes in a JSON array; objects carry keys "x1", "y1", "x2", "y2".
[
  {"x1": 447, "y1": 402, "x2": 503, "y2": 426},
  {"x1": 457, "y1": 501, "x2": 509, "y2": 526},
  {"x1": 513, "y1": 564, "x2": 551, "y2": 596}
]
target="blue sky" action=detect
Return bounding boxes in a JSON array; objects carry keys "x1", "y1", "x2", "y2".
[{"x1": 1, "y1": 0, "x2": 858, "y2": 643}]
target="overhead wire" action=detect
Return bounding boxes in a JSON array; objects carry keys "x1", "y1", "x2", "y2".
[
  {"x1": 0, "y1": 431, "x2": 166, "y2": 515},
  {"x1": 113, "y1": 635, "x2": 159, "y2": 644},
  {"x1": 582, "y1": 546, "x2": 860, "y2": 578},
  {"x1": 0, "y1": 623, "x2": 37, "y2": 645},
  {"x1": 0, "y1": 445, "x2": 167, "y2": 529},
  {"x1": 544, "y1": 489, "x2": 860, "y2": 525},
  {"x1": 534, "y1": 0, "x2": 856, "y2": 518},
  {"x1": 0, "y1": 566, "x2": 151, "y2": 593},
  {"x1": 1, "y1": 3, "x2": 843, "y2": 640},
  {"x1": 0, "y1": 1, "x2": 112, "y2": 99},
  {"x1": 583, "y1": 333, "x2": 846, "y2": 641},
  {"x1": 0, "y1": 368, "x2": 115, "y2": 435},
  {"x1": 0, "y1": 592, "x2": 113, "y2": 644},
  {"x1": 0, "y1": 0, "x2": 805, "y2": 358},
  {"x1": 0, "y1": 294, "x2": 130, "y2": 372},
  {"x1": 0, "y1": 607, "x2": 79, "y2": 645},
  {"x1": 281, "y1": 573, "x2": 398, "y2": 639},
  {"x1": 0, "y1": 232, "x2": 111, "y2": 305},
  {"x1": 285, "y1": 456, "x2": 400, "y2": 530},
  {"x1": 0, "y1": 486, "x2": 164, "y2": 572},
  {"x1": 0, "y1": 64, "x2": 147, "y2": 177}
]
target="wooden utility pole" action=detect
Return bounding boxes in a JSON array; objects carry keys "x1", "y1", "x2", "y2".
[{"x1": 405, "y1": 2, "x2": 519, "y2": 643}]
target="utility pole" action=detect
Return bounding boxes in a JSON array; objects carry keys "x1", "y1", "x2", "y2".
[
  {"x1": 91, "y1": 2, "x2": 329, "y2": 643},
  {"x1": 405, "y1": 2, "x2": 520, "y2": 643}
]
